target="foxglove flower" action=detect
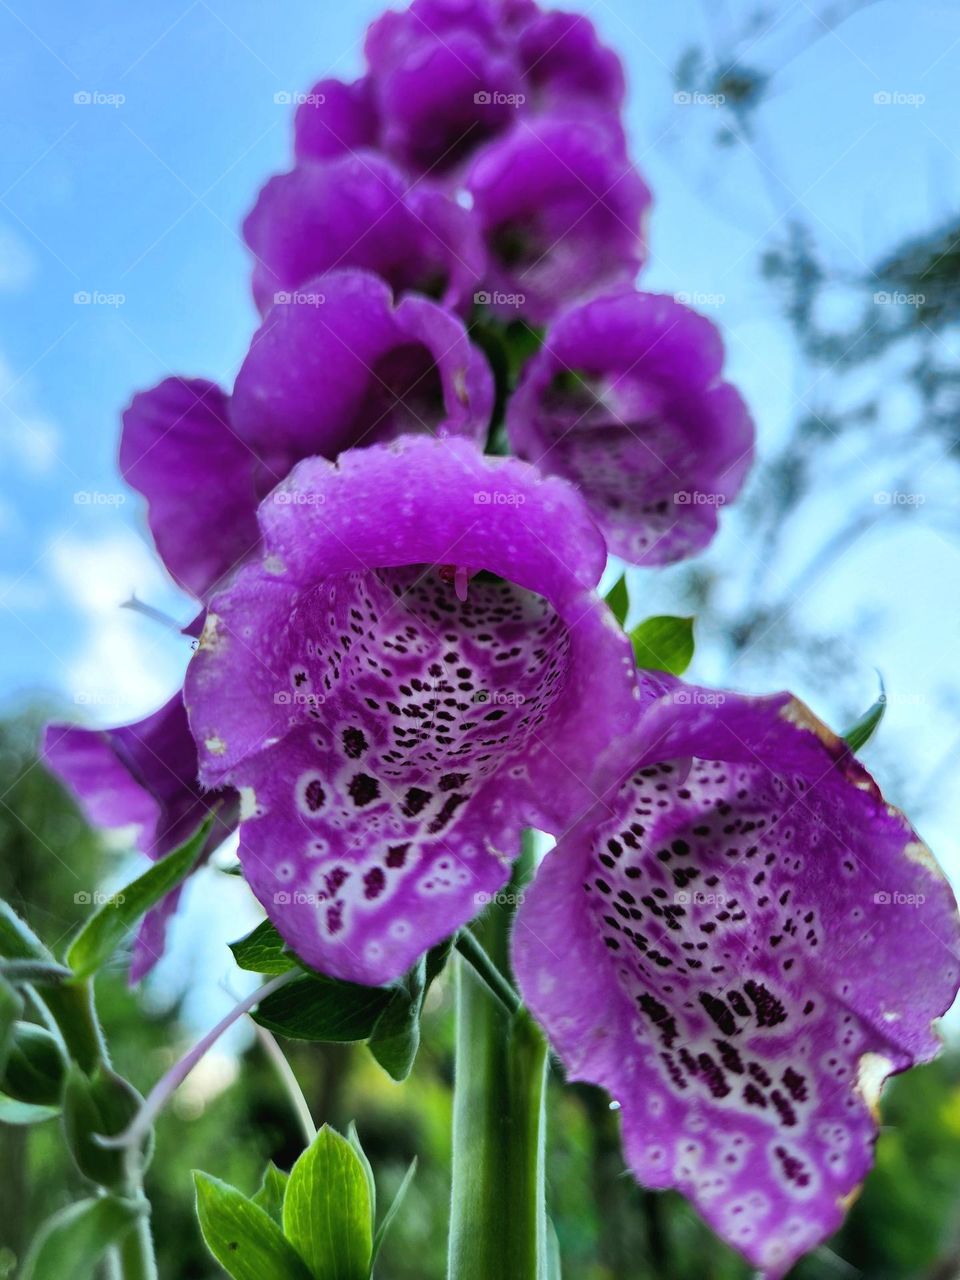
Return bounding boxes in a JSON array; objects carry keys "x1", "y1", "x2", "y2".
[
  {"x1": 185, "y1": 435, "x2": 640, "y2": 986},
  {"x1": 363, "y1": 0, "x2": 526, "y2": 176},
  {"x1": 244, "y1": 152, "x2": 486, "y2": 316},
  {"x1": 42, "y1": 694, "x2": 235, "y2": 981},
  {"x1": 121, "y1": 269, "x2": 493, "y2": 600},
  {"x1": 466, "y1": 117, "x2": 650, "y2": 324},
  {"x1": 507, "y1": 290, "x2": 754, "y2": 564},
  {"x1": 517, "y1": 10, "x2": 625, "y2": 114},
  {"x1": 294, "y1": 77, "x2": 380, "y2": 163},
  {"x1": 514, "y1": 685, "x2": 960, "y2": 1277}
]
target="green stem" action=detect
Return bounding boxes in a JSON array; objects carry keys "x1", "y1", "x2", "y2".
[
  {"x1": 454, "y1": 928, "x2": 521, "y2": 1014},
  {"x1": 116, "y1": 1210, "x2": 158, "y2": 1280},
  {"x1": 448, "y1": 842, "x2": 549, "y2": 1280},
  {"x1": 44, "y1": 979, "x2": 107, "y2": 1074}
]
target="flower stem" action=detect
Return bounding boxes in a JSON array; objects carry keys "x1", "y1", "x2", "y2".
[{"x1": 447, "y1": 841, "x2": 549, "y2": 1280}]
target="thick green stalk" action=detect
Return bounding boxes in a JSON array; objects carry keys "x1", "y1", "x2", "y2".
[{"x1": 448, "y1": 850, "x2": 549, "y2": 1280}]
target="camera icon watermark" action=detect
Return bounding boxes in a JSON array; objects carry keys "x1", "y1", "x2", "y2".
[
  {"x1": 674, "y1": 291, "x2": 725, "y2": 308},
  {"x1": 474, "y1": 289, "x2": 525, "y2": 309},
  {"x1": 673, "y1": 90, "x2": 725, "y2": 108},
  {"x1": 474, "y1": 490, "x2": 526, "y2": 506},
  {"x1": 274, "y1": 90, "x2": 326, "y2": 107},
  {"x1": 873, "y1": 890, "x2": 925, "y2": 907},
  {"x1": 674, "y1": 490, "x2": 726, "y2": 507},
  {"x1": 273, "y1": 290, "x2": 325, "y2": 307},
  {"x1": 74, "y1": 490, "x2": 127, "y2": 505},
  {"x1": 74, "y1": 90, "x2": 125, "y2": 108},
  {"x1": 473, "y1": 90, "x2": 525, "y2": 107},
  {"x1": 873, "y1": 490, "x2": 925, "y2": 506},
  {"x1": 74, "y1": 290, "x2": 126, "y2": 307},
  {"x1": 474, "y1": 890, "x2": 525, "y2": 907},
  {"x1": 873, "y1": 91, "x2": 924, "y2": 107},
  {"x1": 272, "y1": 489, "x2": 326, "y2": 506},
  {"x1": 873, "y1": 291, "x2": 925, "y2": 307},
  {"x1": 74, "y1": 890, "x2": 126, "y2": 906}
]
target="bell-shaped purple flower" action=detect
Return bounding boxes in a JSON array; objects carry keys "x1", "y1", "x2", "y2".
[
  {"x1": 466, "y1": 116, "x2": 650, "y2": 324},
  {"x1": 243, "y1": 152, "x2": 486, "y2": 317},
  {"x1": 184, "y1": 435, "x2": 640, "y2": 986},
  {"x1": 517, "y1": 10, "x2": 626, "y2": 114},
  {"x1": 514, "y1": 684, "x2": 960, "y2": 1277},
  {"x1": 363, "y1": 0, "x2": 526, "y2": 177},
  {"x1": 120, "y1": 269, "x2": 494, "y2": 600},
  {"x1": 41, "y1": 694, "x2": 235, "y2": 981},
  {"x1": 507, "y1": 290, "x2": 755, "y2": 564}
]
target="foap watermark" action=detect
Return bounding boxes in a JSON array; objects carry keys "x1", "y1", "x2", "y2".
[
  {"x1": 474, "y1": 490, "x2": 526, "y2": 506},
  {"x1": 74, "y1": 890, "x2": 126, "y2": 906},
  {"x1": 674, "y1": 890, "x2": 728, "y2": 907},
  {"x1": 873, "y1": 291, "x2": 925, "y2": 307},
  {"x1": 74, "y1": 490, "x2": 127, "y2": 506},
  {"x1": 274, "y1": 690, "x2": 326, "y2": 707},
  {"x1": 474, "y1": 890, "x2": 525, "y2": 907},
  {"x1": 474, "y1": 289, "x2": 525, "y2": 309},
  {"x1": 874, "y1": 490, "x2": 925, "y2": 506},
  {"x1": 873, "y1": 91, "x2": 925, "y2": 108},
  {"x1": 273, "y1": 890, "x2": 325, "y2": 906},
  {"x1": 670, "y1": 688, "x2": 726, "y2": 707},
  {"x1": 273, "y1": 289, "x2": 325, "y2": 307},
  {"x1": 673, "y1": 90, "x2": 725, "y2": 108},
  {"x1": 474, "y1": 90, "x2": 526, "y2": 107},
  {"x1": 674, "y1": 490, "x2": 726, "y2": 507},
  {"x1": 272, "y1": 489, "x2": 326, "y2": 506},
  {"x1": 274, "y1": 90, "x2": 326, "y2": 107},
  {"x1": 675, "y1": 291, "x2": 725, "y2": 308},
  {"x1": 74, "y1": 290, "x2": 125, "y2": 307},
  {"x1": 874, "y1": 890, "x2": 926, "y2": 908},
  {"x1": 74, "y1": 90, "x2": 125, "y2": 108},
  {"x1": 73, "y1": 690, "x2": 127, "y2": 706},
  {"x1": 473, "y1": 689, "x2": 526, "y2": 707}
]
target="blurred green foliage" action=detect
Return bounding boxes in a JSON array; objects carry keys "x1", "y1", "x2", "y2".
[{"x1": 2, "y1": 701, "x2": 960, "y2": 1280}]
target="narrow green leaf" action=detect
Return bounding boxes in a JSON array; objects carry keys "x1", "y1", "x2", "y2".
[
  {"x1": 194, "y1": 1171, "x2": 313, "y2": 1280},
  {"x1": 0, "y1": 1092, "x2": 59, "y2": 1125},
  {"x1": 252, "y1": 975, "x2": 392, "y2": 1043},
  {"x1": 345, "y1": 1122, "x2": 376, "y2": 1234},
  {"x1": 0, "y1": 959, "x2": 73, "y2": 986},
  {"x1": 0, "y1": 974, "x2": 23, "y2": 1078},
  {"x1": 250, "y1": 1162, "x2": 289, "y2": 1227},
  {"x1": 67, "y1": 816, "x2": 214, "y2": 979},
  {"x1": 546, "y1": 1217, "x2": 562, "y2": 1279},
  {"x1": 229, "y1": 919, "x2": 298, "y2": 976},
  {"x1": 368, "y1": 962, "x2": 426, "y2": 1083},
  {"x1": 0, "y1": 901, "x2": 49, "y2": 962},
  {"x1": 19, "y1": 1195, "x2": 142, "y2": 1280},
  {"x1": 372, "y1": 1157, "x2": 416, "y2": 1265},
  {"x1": 604, "y1": 575, "x2": 629, "y2": 626},
  {"x1": 843, "y1": 682, "x2": 887, "y2": 753},
  {"x1": 630, "y1": 615, "x2": 695, "y2": 675},
  {"x1": 283, "y1": 1126, "x2": 372, "y2": 1280}
]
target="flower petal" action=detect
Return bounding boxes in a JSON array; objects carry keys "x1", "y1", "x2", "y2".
[
  {"x1": 119, "y1": 378, "x2": 263, "y2": 599},
  {"x1": 514, "y1": 686, "x2": 960, "y2": 1277},
  {"x1": 294, "y1": 77, "x2": 380, "y2": 163}
]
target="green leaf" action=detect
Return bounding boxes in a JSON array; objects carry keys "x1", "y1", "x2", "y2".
[
  {"x1": 0, "y1": 974, "x2": 22, "y2": 1078},
  {"x1": 843, "y1": 681, "x2": 887, "y2": 753},
  {"x1": 62, "y1": 1064, "x2": 145, "y2": 1190},
  {"x1": 368, "y1": 961, "x2": 426, "y2": 1083},
  {"x1": 604, "y1": 575, "x2": 629, "y2": 627},
  {"x1": 252, "y1": 975, "x2": 392, "y2": 1043},
  {"x1": 630, "y1": 615, "x2": 695, "y2": 675},
  {"x1": 1, "y1": 1021, "x2": 66, "y2": 1106},
  {"x1": 19, "y1": 1195, "x2": 142, "y2": 1280},
  {"x1": 250, "y1": 1161, "x2": 289, "y2": 1227},
  {"x1": 194, "y1": 1171, "x2": 313, "y2": 1280},
  {"x1": 546, "y1": 1218, "x2": 562, "y2": 1280},
  {"x1": 345, "y1": 1123, "x2": 376, "y2": 1233},
  {"x1": 372, "y1": 1157, "x2": 416, "y2": 1265},
  {"x1": 66, "y1": 816, "x2": 213, "y2": 979},
  {"x1": 283, "y1": 1126, "x2": 372, "y2": 1280},
  {"x1": 230, "y1": 919, "x2": 298, "y2": 976},
  {"x1": 0, "y1": 1092, "x2": 59, "y2": 1125},
  {"x1": 0, "y1": 901, "x2": 49, "y2": 962}
]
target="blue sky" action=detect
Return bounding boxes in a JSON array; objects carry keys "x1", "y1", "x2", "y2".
[{"x1": 1, "y1": 0, "x2": 958, "y2": 1014}]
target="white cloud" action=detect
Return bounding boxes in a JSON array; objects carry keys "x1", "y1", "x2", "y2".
[{"x1": 46, "y1": 528, "x2": 190, "y2": 722}]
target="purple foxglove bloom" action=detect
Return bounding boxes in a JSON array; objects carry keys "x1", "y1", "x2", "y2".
[
  {"x1": 364, "y1": 0, "x2": 526, "y2": 176},
  {"x1": 517, "y1": 10, "x2": 625, "y2": 114},
  {"x1": 184, "y1": 435, "x2": 640, "y2": 986},
  {"x1": 506, "y1": 290, "x2": 755, "y2": 565},
  {"x1": 121, "y1": 269, "x2": 493, "y2": 600},
  {"x1": 294, "y1": 77, "x2": 381, "y2": 163},
  {"x1": 42, "y1": 694, "x2": 235, "y2": 981},
  {"x1": 243, "y1": 152, "x2": 486, "y2": 317},
  {"x1": 466, "y1": 116, "x2": 650, "y2": 324},
  {"x1": 514, "y1": 686, "x2": 960, "y2": 1278}
]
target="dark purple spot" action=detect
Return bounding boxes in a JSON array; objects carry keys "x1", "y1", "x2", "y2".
[
  {"x1": 402, "y1": 786, "x2": 432, "y2": 817},
  {"x1": 304, "y1": 779, "x2": 326, "y2": 812},
  {"x1": 364, "y1": 867, "x2": 386, "y2": 900},
  {"x1": 342, "y1": 727, "x2": 368, "y2": 759},
  {"x1": 348, "y1": 774, "x2": 380, "y2": 807}
]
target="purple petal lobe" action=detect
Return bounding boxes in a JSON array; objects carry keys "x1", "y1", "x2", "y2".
[
  {"x1": 244, "y1": 154, "x2": 485, "y2": 317},
  {"x1": 294, "y1": 77, "x2": 380, "y2": 163},
  {"x1": 518, "y1": 11, "x2": 625, "y2": 114},
  {"x1": 514, "y1": 687, "x2": 960, "y2": 1277},
  {"x1": 230, "y1": 269, "x2": 492, "y2": 466},
  {"x1": 467, "y1": 116, "x2": 650, "y2": 324},
  {"x1": 507, "y1": 291, "x2": 755, "y2": 565},
  {"x1": 186, "y1": 437, "x2": 640, "y2": 984},
  {"x1": 120, "y1": 378, "x2": 262, "y2": 599}
]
